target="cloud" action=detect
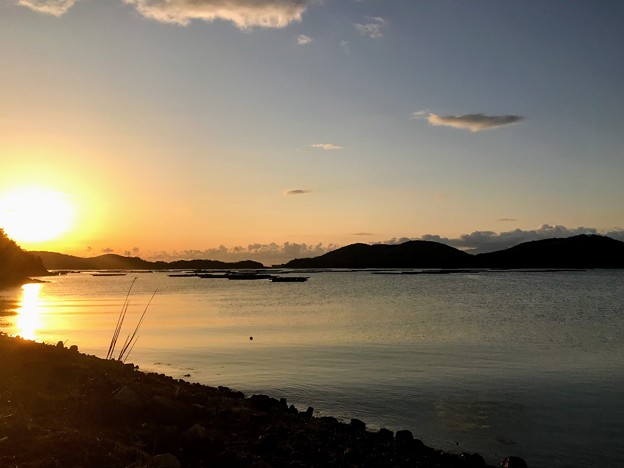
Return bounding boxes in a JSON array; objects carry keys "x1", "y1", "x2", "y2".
[
  {"x1": 284, "y1": 189, "x2": 311, "y2": 195},
  {"x1": 418, "y1": 225, "x2": 624, "y2": 254},
  {"x1": 354, "y1": 16, "x2": 385, "y2": 39},
  {"x1": 311, "y1": 143, "x2": 343, "y2": 151},
  {"x1": 146, "y1": 241, "x2": 338, "y2": 266},
  {"x1": 123, "y1": 0, "x2": 313, "y2": 29},
  {"x1": 101, "y1": 247, "x2": 115, "y2": 253},
  {"x1": 353, "y1": 232, "x2": 374, "y2": 236},
  {"x1": 497, "y1": 218, "x2": 519, "y2": 222},
  {"x1": 297, "y1": 34, "x2": 313, "y2": 45},
  {"x1": 425, "y1": 113, "x2": 523, "y2": 132},
  {"x1": 15, "y1": 0, "x2": 78, "y2": 16},
  {"x1": 340, "y1": 40, "x2": 350, "y2": 54}
]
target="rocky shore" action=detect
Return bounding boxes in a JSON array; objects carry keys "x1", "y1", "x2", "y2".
[{"x1": 0, "y1": 334, "x2": 527, "y2": 467}]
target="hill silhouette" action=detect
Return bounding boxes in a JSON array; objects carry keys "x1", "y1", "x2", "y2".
[
  {"x1": 474, "y1": 234, "x2": 624, "y2": 268},
  {"x1": 0, "y1": 229, "x2": 50, "y2": 287},
  {"x1": 31, "y1": 251, "x2": 265, "y2": 271},
  {"x1": 282, "y1": 240, "x2": 473, "y2": 269},
  {"x1": 280, "y1": 234, "x2": 624, "y2": 269}
]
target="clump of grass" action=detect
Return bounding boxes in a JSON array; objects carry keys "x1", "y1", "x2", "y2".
[{"x1": 106, "y1": 278, "x2": 156, "y2": 362}]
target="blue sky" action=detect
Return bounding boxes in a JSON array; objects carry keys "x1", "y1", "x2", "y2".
[{"x1": 1, "y1": 0, "x2": 623, "y2": 263}]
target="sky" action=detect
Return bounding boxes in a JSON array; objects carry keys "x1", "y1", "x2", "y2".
[{"x1": 1, "y1": 0, "x2": 623, "y2": 265}]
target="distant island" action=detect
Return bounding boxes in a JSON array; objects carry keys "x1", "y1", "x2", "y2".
[
  {"x1": 24, "y1": 234, "x2": 624, "y2": 272},
  {"x1": 278, "y1": 234, "x2": 624, "y2": 269},
  {"x1": 29, "y1": 251, "x2": 264, "y2": 272}
]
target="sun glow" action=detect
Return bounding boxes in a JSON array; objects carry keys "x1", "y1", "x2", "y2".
[{"x1": 0, "y1": 188, "x2": 76, "y2": 243}]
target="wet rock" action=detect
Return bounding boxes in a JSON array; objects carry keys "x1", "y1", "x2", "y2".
[
  {"x1": 151, "y1": 453, "x2": 180, "y2": 468},
  {"x1": 303, "y1": 406, "x2": 314, "y2": 418},
  {"x1": 501, "y1": 456, "x2": 528, "y2": 468},
  {"x1": 288, "y1": 404, "x2": 299, "y2": 415}
]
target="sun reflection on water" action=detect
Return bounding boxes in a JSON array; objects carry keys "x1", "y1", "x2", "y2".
[{"x1": 16, "y1": 283, "x2": 43, "y2": 340}]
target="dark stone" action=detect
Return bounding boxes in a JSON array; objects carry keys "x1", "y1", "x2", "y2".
[
  {"x1": 150, "y1": 453, "x2": 180, "y2": 468},
  {"x1": 69, "y1": 344, "x2": 78, "y2": 353},
  {"x1": 460, "y1": 452, "x2": 487, "y2": 467},
  {"x1": 350, "y1": 418, "x2": 366, "y2": 432},
  {"x1": 288, "y1": 404, "x2": 299, "y2": 415},
  {"x1": 279, "y1": 397, "x2": 288, "y2": 408},
  {"x1": 501, "y1": 456, "x2": 528, "y2": 468},
  {"x1": 251, "y1": 394, "x2": 276, "y2": 411},
  {"x1": 303, "y1": 406, "x2": 314, "y2": 418},
  {"x1": 377, "y1": 427, "x2": 394, "y2": 442},
  {"x1": 56, "y1": 341, "x2": 64, "y2": 348},
  {"x1": 395, "y1": 429, "x2": 414, "y2": 445}
]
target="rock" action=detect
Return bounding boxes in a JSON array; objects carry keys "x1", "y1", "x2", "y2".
[
  {"x1": 251, "y1": 394, "x2": 277, "y2": 411},
  {"x1": 69, "y1": 344, "x2": 79, "y2": 352},
  {"x1": 151, "y1": 453, "x2": 181, "y2": 468},
  {"x1": 460, "y1": 452, "x2": 487, "y2": 467},
  {"x1": 182, "y1": 423, "x2": 208, "y2": 442},
  {"x1": 56, "y1": 341, "x2": 64, "y2": 348},
  {"x1": 113, "y1": 386, "x2": 141, "y2": 408},
  {"x1": 377, "y1": 427, "x2": 394, "y2": 443},
  {"x1": 303, "y1": 406, "x2": 314, "y2": 418},
  {"x1": 395, "y1": 429, "x2": 414, "y2": 445},
  {"x1": 350, "y1": 418, "x2": 366, "y2": 432},
  {"x1": 501, "y1": 456, "x2": 528, "y2": 468}
]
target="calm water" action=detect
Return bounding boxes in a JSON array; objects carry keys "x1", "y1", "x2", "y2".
[{"x1": 1, "y1": 270, "x2": 623, "y2": 467}]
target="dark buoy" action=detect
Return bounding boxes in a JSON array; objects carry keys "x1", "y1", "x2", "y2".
[{"x1": 249, "y1": 336, "x2": 253, "y2": 341}]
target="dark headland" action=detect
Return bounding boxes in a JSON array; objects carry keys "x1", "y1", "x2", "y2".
[{"x1": 0, "y1": 334, "x2": 528, "y2": 468}]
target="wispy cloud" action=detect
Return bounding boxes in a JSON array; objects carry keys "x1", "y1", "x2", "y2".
[
  {"x1": 353, "y1": 232, "x2": 374, "y2": 236},
  {"x1": 16, "y1": 0, "x2": 78, "y2": 16},
  {"x1": 354, "y1": 16, "x2": 385, "y2": 39},
  {"x1": 497, "y1": 218, "x2": 519, "y2": 222},
  {"x1": 123, "y1": 0, "x2": 313, "y2": 28},
  {"x1": 340, "y1": 40, "x2": 350, "y2": 54},
  {"x1": 297, "y1": 34, "x2": 313, "y2": 45},
  {"x1": 311, "y1": 143, "x2": 343, "y2": 151},
  {"x1": 422, "y1": 112, "x2": 524, "y2": 133},
  {"x1": 284, "y1": 189, "x2": 311, "y2": 195}
]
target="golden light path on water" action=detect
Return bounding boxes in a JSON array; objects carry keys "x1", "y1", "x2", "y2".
[{"x1": 16, "y1": 283, "x2": 43, "y2": 340}]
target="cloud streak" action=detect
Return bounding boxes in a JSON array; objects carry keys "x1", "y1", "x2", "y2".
[
  {"x1": 147, "y1": 242, "x2": 338, "y2": 266},
  {"x1": 16, "y1": 0, "x2": 78, "y2": 16},
  {"x1": 310, "y1": 143, "x2": 343, "y2": 151},
  {"x1": 284, "y1": 189, "x2": 311, "y2": 195},
  {"x1": 425, "y1": 113, "x2": 523, "y2": 132},
  {"x1": 354, "y1": 17, "x2": 385, "y2": 39},
  {"x1": 123, "y1": 0, "x2": 313, "y2": 28},
  {"x1": 417, "y1": 225, "x2": 624, "y2": 254},
  {"x1": 297, "y1": 34, "x2": 313, "y2": 45}
]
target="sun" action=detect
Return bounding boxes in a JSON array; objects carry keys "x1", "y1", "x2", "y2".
[{"x1": 0, "y1": 187, "x2": 76, "y2": 243}]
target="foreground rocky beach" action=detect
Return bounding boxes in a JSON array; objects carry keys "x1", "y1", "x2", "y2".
[{"x1": 0, "y1": 334, "x2": 527, "y2": 467}]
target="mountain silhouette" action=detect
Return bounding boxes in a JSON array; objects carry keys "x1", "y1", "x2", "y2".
[
  {"x1": 474, "y1": 234, "x2": 624, "y2": 268},
  {"x1": 30, "y1": 251, "x2": 265, "y2": 271},
  {"x1": 282, "y1": 240, "x2": 473, "y2": 269},
  {"x1": 280, "y1": 234, "x2": 624, "y2": 269}
]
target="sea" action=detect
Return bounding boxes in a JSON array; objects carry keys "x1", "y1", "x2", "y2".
[{"x1": 1, "y1": 269, "x2": 623, "y2": 468}]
